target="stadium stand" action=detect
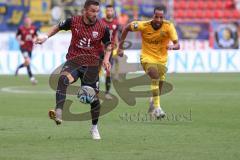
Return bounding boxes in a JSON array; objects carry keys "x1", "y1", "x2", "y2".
[{"x1": 173, "y1": 0, "x2": 240, "y2": 21}]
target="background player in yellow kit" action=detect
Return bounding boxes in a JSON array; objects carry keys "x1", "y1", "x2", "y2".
[{"x1": 118, "y1": 5, "x2": 180, "y2": 118}]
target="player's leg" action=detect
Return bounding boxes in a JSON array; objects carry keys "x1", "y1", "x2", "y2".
[
  {"x1": 49, "y1": 61, "x2": 80, "y2": 125},
  {"x1": 27, "y1": 52, "x2": 37, "y2": 84},
  {"x1": 18, "y1": 50, "x2": 37, "y2": 84},
  {"x1": 142, "y1": 63, "x2": 166, "y2": 118},
  {"x1": 105, "y1": 56, "x2": 113, "y2": 100},
  {"x1": 113, "y1": 57, "x2": 120, "y2": 80},
  {"x1": 15, "y1": 50, "x2": 27, "y2": 76},
  {"x1": 80, "y1": 66, "x2": 101, "y2": 139},
  {"x1": 112, "y1": 49, "x2": 120, "y2": 81}
]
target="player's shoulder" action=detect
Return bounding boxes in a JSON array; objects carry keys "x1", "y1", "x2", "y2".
[
  {"x1": 98, "y1": 18, "x2": 108, "y2": 29},
  {"x1": 131, "y1": 20, "x2": 151, "y2": 28}
]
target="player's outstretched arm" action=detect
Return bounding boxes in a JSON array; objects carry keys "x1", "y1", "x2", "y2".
[
  {"x1": 35, "y1": 25, "x2": 60, "y2": 44},
  {"x1": 117, "y1": 23, "x2": 132, "y2": 57}
]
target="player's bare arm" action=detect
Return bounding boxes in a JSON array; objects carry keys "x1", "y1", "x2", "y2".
[
  {"x1": 35, "y1": 25, "x2": 60, "y2": 44},
  {"x1": 103, "y1": 43, "x2": 112, "y2": 71},
  {"x1": 117, "y1": 23, "x2": 132, "y2": 57},
  {"x1": 102, "y1": 26, "x2": 112, "y2": 71}
]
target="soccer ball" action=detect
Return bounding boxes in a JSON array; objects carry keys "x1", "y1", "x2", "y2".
[{"x1": 77, "y1": 85, "x2": 96, "y2": 104}]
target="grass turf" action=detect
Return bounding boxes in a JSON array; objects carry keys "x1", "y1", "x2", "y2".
[{"x1": 0, "y1": 73, "x2": 240, "y2": 160}]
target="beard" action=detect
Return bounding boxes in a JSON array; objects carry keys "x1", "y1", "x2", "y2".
[
  {"x1": 106, "y1": 14, "x2": 113, "y2": 19},
  {"x1": 87, "y1": 16, "x2": 96, "y2": 24},
  {"x1": 152, "y1": 21, "x2": 162, "y2": 30}
]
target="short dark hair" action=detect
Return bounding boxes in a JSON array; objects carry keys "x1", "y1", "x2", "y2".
[
  {"x1": 106, "y1": 4, "x2": 114, "y2": 8},
  {"x1": 154, "y1": 5, "x2": 167, "y2": 14},
  {"x1": 84, "y1": 0, "x2": 100, "y2": 9}
]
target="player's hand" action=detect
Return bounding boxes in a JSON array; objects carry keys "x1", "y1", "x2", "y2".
[
  {"x1": 102, "y1": 60, "x2": 111, "y2": 72},
  {"x1": 167, "y1": 45, "x2": 174, "y2": 50},
  {"x1": 117, "y1": 48, "x2": 124, "y2": 57},
  {"x1": 35, "y1": 35, "x2": 48, "y2": 44}
]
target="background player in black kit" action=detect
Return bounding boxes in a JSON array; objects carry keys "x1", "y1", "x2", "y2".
[{"x1": 35, "y1": 0, "x2": 111, "y2": 140}]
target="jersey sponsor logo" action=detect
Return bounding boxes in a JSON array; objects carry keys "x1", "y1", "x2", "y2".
[
  {"x1": 92, "y1": 31, "x2": 99, "y2": 38},
  {"x1": 147, "y1": 40, "x2": 161, "y2": 44},
  {"x1": 30, "y1": 29, "x2": 34, "y2": 34},
  {"x1": 77, "y1": 37, "x2": 92, "y2": 49},
  {"x1": 112, "y1": 24, "x2": 117, "y2": 30}
]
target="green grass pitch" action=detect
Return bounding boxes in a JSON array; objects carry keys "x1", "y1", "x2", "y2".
[{"x1": 0, "y1": 73, "x2": 240, "y2": 160}]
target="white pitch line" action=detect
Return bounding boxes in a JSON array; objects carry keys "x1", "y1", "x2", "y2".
[{"x1": 0, "y1": 86, "x2": 54, "y2": 94}]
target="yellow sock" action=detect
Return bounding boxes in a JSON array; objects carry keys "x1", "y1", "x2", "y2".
[{"x1": 151, "y1": 79, "x2": 160, "y2": 108}]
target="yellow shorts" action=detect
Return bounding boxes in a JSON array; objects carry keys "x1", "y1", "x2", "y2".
[{"x1": 141, "y1": 62, "x2": 167, "y2": 81}]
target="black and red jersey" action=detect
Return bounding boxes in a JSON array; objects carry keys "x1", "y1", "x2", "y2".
[
  {"x1": 59, "y1": 16, "x2": 110, "y2": 66},
  {"x1": 16, "y1": 25, "x2": 37, "y2": 52},
  {"x1": 101, "y1": 18, "x2": 119, "y2": 45}
]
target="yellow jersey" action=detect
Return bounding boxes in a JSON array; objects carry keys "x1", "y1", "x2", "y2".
[{"x1": 130, "y1": 20, "x2": 178, "y2": 64}]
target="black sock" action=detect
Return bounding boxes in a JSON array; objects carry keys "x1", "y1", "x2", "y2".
[
  {"x1": 17, "y1": 64, "x2": 25, "y2": 70},
  {"x1": 27, "y1": 65, "x2": 33, "y2": 78},
  {"x1": 56, "y1": 75, "x2": 69, "y2": 110},
  {"x1": 105, "y1": 76, "x2": 111, "y2": 94},
  {"x1": 90, "y1": 99, "x2": 100, "y2": 125}
]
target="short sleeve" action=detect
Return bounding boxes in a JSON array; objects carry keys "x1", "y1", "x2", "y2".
[
  {"x1": 102, "y1": 27, "x2": 111, "y2": 47},
  {"x1": 130, "y1": 21, "x2": 144, "y2": 32},
  {"x1": 58, "y1": 18, "x2": 72, "y2": 31}
]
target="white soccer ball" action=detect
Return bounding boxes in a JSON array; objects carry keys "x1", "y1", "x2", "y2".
[{"x1": 77, "y1": 85, "x2": 96, "y2": 104}]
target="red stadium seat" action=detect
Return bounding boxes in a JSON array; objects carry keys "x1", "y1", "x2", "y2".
[
  {"x1": 174, "y1": 10, "x2": 184, "y2": 18},
  {"x1": 188, "y1": 1, "x2": 197, "y2": 9},
  {"x1": 181, "y1": 1, "x2": 188, "y2": 9},
  {"x1": 198, "y1": 1, "x2": 206, "y2": 9},
  {"x1": 213, "y1": 10, "x2": 223, "y2": 19},
  {"x1": 195, "y1": 10, "x2": 204, "y2": 19},
  {"x1": 216, "y1": 1, "x2": 224, "y2": 9},
  {"x1": 204, "y1": 10, "x2": 214, "y2": 19},
  {"x1": 233, "y1": 10, "x2": 240, "y2": 19},
  {"x1": 223, "y1": 10, "x2": 232, "y2": 18},
  {"x1": 185, "y1": 10, "x2": 196, "y2": 19},
  {"x1": 206, "y1": 1, "x2": 216, "y2": 9},
  {"x1": 174, "y1": 1, "x2": 180, "y2": 9},
  {"x1": 225, "y1": 0, "x2": 234, "y2": 9},
  {"x1": 175, "y1": 1, "x2": 187, "y2": 9}
]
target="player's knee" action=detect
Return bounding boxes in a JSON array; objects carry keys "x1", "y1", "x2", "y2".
[
  {"x1": 91, "y1": 99, "x2": 100, "y2": 110},
  {"x1": 58, "y1": 74, "x2": 70, "y2": 85},
  {"x1": 61, "y1": 71, "x2": 75, "y2": 84},
  {"x1": 148, "y1": 70, "x2": 160, "y2": 79},
  {"x1": 24, "y1": 60, "x2": 30, "y2": 66}
]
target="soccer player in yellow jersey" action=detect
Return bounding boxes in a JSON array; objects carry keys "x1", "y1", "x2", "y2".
[{"x1": 118, "y1": 5, "x2": 180, "y2": 118}]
